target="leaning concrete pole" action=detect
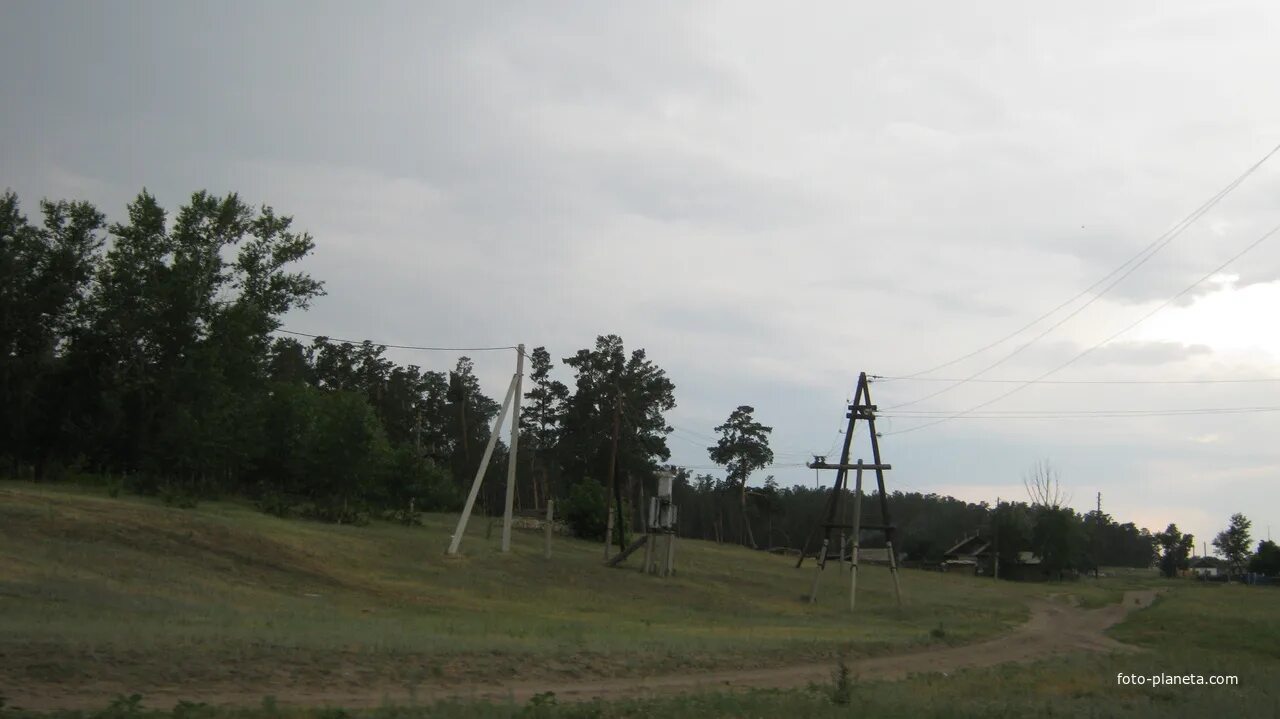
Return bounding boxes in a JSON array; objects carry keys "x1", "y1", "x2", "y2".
[
  {"x1": 447, "y1": 374, "x2": 518, "y2": 555},
  {"x1": 501, "y1": 344, "x2": 525, "y2": 553}
]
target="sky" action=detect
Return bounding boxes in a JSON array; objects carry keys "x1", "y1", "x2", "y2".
[{"x1": 4, "y1": 0, "x2": 1280, "y2": 551}]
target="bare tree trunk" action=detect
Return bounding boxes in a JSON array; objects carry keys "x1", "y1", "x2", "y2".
[{"x1": 740, "y1": 481, "x2": 757, "y2": 549}]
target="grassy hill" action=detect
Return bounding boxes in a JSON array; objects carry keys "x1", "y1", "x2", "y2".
[{"x1": 1, "y1": 480, "x2": 1152, "y2": 710}]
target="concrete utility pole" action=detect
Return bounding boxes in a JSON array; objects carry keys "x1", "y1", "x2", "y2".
[
  {"x1": 603, "y1": 389, "x2": 622, "y2": 561},
  {"x1": 447, "y1": 374, "x2": 518, "y2": 555},
  {"x1": 848, "y1": 461, "x2": 865, "y2": 611},
  {"x1": 500, "y1": 344, "x2": 525, "y2": 553},
  {"x1": 994, "y1": 496, "x2": 1000, "y2": 580}
]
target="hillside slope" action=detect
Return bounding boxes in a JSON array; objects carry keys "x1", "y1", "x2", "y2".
[{"x1": 0, "y1": 481, "x2": 1130, "y2": 708}]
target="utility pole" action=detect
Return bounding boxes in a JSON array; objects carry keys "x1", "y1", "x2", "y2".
[
  {"x1": 1095, "y1": 491, "x2": 1102, "y2": 578},
  {"x1": 500, "y1": 344, "x2": 525, "y2": 553},
  {"x1": 447, "y1": 374, "x2": 519, "y2": 556},
  {"x1": 603, "y1": 388, "x2": 622, "y2": 561},
  {"x1": 993, "y1": 496, "x2": 1000, "y2": 580},
  {"x1": 799, "y1": 372, "x2": 903, "y2": 610}
]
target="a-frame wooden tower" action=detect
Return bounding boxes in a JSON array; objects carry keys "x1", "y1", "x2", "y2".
[{"x1": 797, "y1": 371, "x2": 903, "y2": 609}]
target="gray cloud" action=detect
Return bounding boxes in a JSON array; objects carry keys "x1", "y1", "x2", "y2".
[{"x1": 5, "y1": 0, "x2": 1280, "y2": 546}]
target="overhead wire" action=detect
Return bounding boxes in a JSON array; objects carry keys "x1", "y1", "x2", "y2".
[
  {"x1": 886, "y1": 142, "x2": 1280, "y2": 410},
  {"x1": 883, "y1": 405, "x2": 1280, "y2": 417},
  {"x1": 873, "y1": 375, "x2": 1280, "y2": 385},
  {"x1": 885, "y1": 219, "x2": 1280, "y2": 435}
]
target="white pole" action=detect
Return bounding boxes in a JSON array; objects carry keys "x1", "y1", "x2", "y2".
[
  {"x1": 447, "y1": 374, "x2": 518, "y2": 555},
  {"x1": 849, "y1": 462, "x2": 864, "y2": 612},
  {"x1": 501, "y1": 344, "x2": 525, "y2": 553},
  {"x1": 544, "y1": 499, "x2": 554, "y2": 560}
]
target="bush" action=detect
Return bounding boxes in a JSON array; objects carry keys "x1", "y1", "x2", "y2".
[
  {"x1": 831, "y1": 654, "x2": 853, "y2": 705},
  {"x1": 562, "y1": 480, "x2": 607, "y2": 540}
]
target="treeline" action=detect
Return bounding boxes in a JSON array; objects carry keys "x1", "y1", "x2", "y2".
[
  {"x1": 1, "y1": 188, "x2": 1162, "y2": 568},
  {"x1": 670, "y1": 477, "x2": 1157, "y2": 568},
  {"x1": 0, "y1": 190, "x2": 679, "y2": 524}
]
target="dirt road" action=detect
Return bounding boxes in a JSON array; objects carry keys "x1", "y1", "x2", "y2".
[{"x1": 5, "y1": 590, "x2": 1159, "y2": 710}]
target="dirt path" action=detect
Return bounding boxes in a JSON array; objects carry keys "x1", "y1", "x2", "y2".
[{"x1": 5, "y1": 590, "x2": 1160, "y2": 711}]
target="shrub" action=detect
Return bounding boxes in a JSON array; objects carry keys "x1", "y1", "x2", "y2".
[
  {"x1": 831, "y1": 654, "x2": 853, "y2": 705},
  {"x1": 562, "y1": 480, "x2": 607, "y2": 540}
]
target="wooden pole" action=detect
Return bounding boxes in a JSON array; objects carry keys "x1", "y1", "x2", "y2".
[
  {"x1": 665, "y1": 531, "x2": 676, "y2": 577},
  {"x1": 862, "y1": 375, "x2": 903, "y2": 607},
  {"x1": 994, "y1": 496, "x2": 1000, "y2": 580},
  {"x1": 642, "y1": 497, "x2": 655, "y2": 573},
  {"x1": 501, "y1": 345, "x2": 525, "y2": 553},
  {"x1": 809, "y1": 537, "x2": 829, "y2": 603},
  {"x1": 797, "y1": 381, "x2": 865, "y2": 569},
  {"x1": 603, "y1": 388, "x2": 622, "y2": 561},
  {"x1": 849, "y1": 462, "x2": 864, "y2": 612},
  {"x1": 447, "y1": 375, "x2": 518, "y2": 555},
  {"x1": 544, "y1": 499, "x2": 554, "y2": 560}
]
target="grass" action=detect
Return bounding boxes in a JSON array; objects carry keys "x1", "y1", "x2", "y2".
[
  {"x1": 0, "y1": 480, "x2": 1190, "y2": 714},
  {"x1": 11, "y1": 584, "x2": 1274, "y2": 718}
]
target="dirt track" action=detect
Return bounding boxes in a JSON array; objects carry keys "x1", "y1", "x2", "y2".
[{"x1": 6, "y1": 590, "x2": 1159, "y2": 710}]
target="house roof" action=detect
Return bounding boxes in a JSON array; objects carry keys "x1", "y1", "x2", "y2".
[{"x1": 944, "y1": 535, "x2": 991, "y2": 557}]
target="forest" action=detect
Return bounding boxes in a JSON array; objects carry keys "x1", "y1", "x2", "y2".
[{"x1": 1, "y1": 188, "x2": 1157, "y2": 568}]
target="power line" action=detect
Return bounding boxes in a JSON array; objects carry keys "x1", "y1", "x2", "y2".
[
  {"x1": 873, "y1": 375, "x2": 1280, "y2": 385},
  {"x1": 883, "y1": 406, "x2": 1280, "y2": 420},
  {"x1": 886, "y1": 220, "x2": 1280, "y2": 436},
  {"x1": 889, "y1": 142, "x2": 1280, "y2": 408},
  {"x1": 275, "y1": 328, "x2": 518, "y2": 352},
  {"x1": 884, "y1": 405, "x2": 1280, "y2": 417}
]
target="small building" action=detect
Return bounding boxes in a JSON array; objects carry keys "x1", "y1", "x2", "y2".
[
  {"x1": 1187, "y1": 556, "x2": 1222, "y2": 579},
  {"x1": 942, "y1": 534, "x2": 1050, "y2": 580},
  {"x1": 942, "y1": 534, "x2": 993, "y2": 575}
]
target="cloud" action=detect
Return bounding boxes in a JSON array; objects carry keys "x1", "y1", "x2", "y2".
[
  {"x1": 1080, "y1": 340, "x2": 1213, "y2": 367},
  {"x1": 4, "y1": 0, "x2": 1280, "y2": 547}
]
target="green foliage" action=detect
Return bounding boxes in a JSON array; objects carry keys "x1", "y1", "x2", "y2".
[
  {"x1": 1030, "y1": 505, "x2": 1082, "y2": 578},
  {"x1": 521, "y1": 691, "x2": 559, "y2": 718},
  {"x1": 830, "y1": 654, "x2": 853, "y2": 705},
  {"x1": 559, "y1": 335, "x2": 676, "y2": 494},
  {"x1": 708, "y1": 405, "x2": 773, "y2": 548},
  {"x1": 1212, "y1": 513, "x2": 1252, "y2": 578},
  {"x1": 170, "y1": 700, "x2": 212, "y2": 719},
  {"x1": 158, "y1": 484, "x2": 200, "y2": 509},
  {"x1": 1155, "y1": 524, "x2": 1195, "y2": 578},
  {"x1": 1249, "y1": 539, "x2": 1280, "y2": 576},
  {"x1": 97, "y1": 694, "x2": 144, "y2": 719},
  {"x1": 562, "y1": 479, "x2": 607, "y2": 540}
]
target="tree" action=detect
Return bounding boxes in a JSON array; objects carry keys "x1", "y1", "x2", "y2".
[
  {"x1": 990, "y1": 501, "x2": 1033, "y2": 567},
  {"x1": 1155, "y1": 523, "x2": 1195, "y2": 578},
  {"x1": 559, "y1": 335, "x2": 675, "y2": 544},
  {"x1": 1023, "y1": 459, "x2": 1069, "y2": 509},
  {"x1": 443, "y1": 357, "x2": 499, "y2": 488},
  {"x1": 1031, "y1": 506, "x2": 1082, "y2": 579},
  {"x1": 708, "y1": 405, "x2": 774, "y2": 548},
  {"x1": 1248, "y1": 539, "x2": 1280, "y2": 577},
  {"x1": 0, "y1": 192, "x2": 105, "y2": 478},
  {"x1": 520, "y1": 346, "x2": 568, "y2": 506},
  {"x1": 1213, "y1": 513, "x2": 1253, "y2": 579},
  {"x1": 1021, "y1": 459, "x2": 1080, "y2": 578}
]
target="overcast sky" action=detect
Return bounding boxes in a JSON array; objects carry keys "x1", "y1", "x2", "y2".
[{"x1": 5, "y1": 0, "x2": 1280, "y2": 550}]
